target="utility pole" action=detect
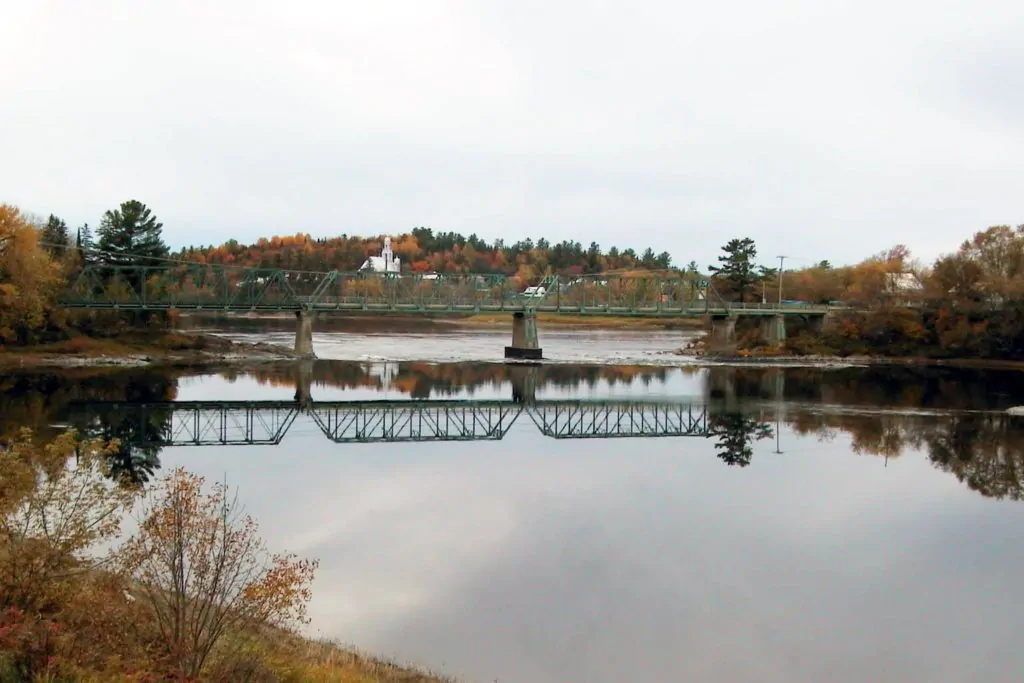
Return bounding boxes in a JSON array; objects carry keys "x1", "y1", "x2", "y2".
[
  {"x1": 774, "y1": 416, "x2": 783, "y2": 454},
  {"x1": 776, "y1": 255, "x2": 788, "y2": 304}
]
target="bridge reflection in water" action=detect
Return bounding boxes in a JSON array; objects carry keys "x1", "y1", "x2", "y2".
[{"x1": 66, "y1": 398, "x2": 721, "y2": 446}]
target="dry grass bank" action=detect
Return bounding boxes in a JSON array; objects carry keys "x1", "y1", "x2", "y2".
[{"x1": 257, "y1": 636, "x2": 456, "y2": 683}]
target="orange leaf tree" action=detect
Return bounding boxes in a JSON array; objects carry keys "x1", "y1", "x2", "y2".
[{"x1": 118, "y1": 468, "x2": 318, "y2": 680}]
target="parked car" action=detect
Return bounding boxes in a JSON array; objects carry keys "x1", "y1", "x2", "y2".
[{"x1": 521, "y1": 286, "x2": 547, "y2": 298}]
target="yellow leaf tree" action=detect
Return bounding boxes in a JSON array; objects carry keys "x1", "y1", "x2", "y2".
[{"x1": 0, "y1": 204, "x2": 65, "y2": 345}]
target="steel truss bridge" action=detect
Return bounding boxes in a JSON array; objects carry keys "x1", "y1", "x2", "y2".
[
  {"x1": 58, "y1": 264, "x2": 830, "y2": 317},
  {"x1": 67, "y1": 399, "x2": 719, "y2": 446}
]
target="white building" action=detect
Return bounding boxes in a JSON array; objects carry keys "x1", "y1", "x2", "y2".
[
  {"x1": 885, "y1": 272, "x2": 924, "y2": 305},
  {"x1": 359, "y1": 237, "x2": 401, "y2": 274}
]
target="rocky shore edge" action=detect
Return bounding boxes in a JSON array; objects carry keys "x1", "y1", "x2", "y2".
[{"x1": 0, "y1": 332, "x2": 299, "y2": 369}]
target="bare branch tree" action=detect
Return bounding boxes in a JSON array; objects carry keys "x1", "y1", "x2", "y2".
[{"x1": 119, "y1": 468, "x2": 317, "y2": 679}]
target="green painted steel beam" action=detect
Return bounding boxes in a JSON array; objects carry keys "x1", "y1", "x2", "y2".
[{"x1": 56, "y1": 263, "x2": 833, "y2": 318}]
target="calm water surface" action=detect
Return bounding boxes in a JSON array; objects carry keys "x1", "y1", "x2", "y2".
[{"x1": 5, "y1": 326, "x2": 1024, "y2": 682}]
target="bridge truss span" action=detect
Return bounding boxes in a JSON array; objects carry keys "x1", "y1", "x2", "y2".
[
  {"x1": 66, "y1": 399, "x2": 723, "y2": 445},
  {"x1": 66, "y1": 401, "x2": 301, "y2": 447},
  {"x1": 56, "y1": 264, "x2": 835, "y2": 317},
  {"x1": 308, "y1": 400, "x2": 523, "y2": 443},
  {"x1": 166, "y1": 401, "x2": 301, "y2": 446},
  {"x1": 526, "y1": 400, "x2": 710, "y2": 439}
]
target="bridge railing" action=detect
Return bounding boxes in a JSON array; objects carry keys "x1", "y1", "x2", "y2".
[
  {"x1": 62, "y1": 265, "x2": 328, "y2": 310},
  {"x1": 712, "y1": 302, "x2": 834, "y2": 315},
  {"x1": 59, "y1": 264, "x2": 832, "y2": 316}
]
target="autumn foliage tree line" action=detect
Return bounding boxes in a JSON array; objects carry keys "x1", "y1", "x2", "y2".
[
  {"x1": 1, "y1": 200, "x2": 174, "y2": 347},
  {"x1": 180, "y1": 227, "x2": 674, "y2": 279},
  {"x1": 704, "y1": 230, "x2": 1024, "y2": 359},
  {"x1": 4, "y1": 197, "x2": 1024, "y2": 357}
]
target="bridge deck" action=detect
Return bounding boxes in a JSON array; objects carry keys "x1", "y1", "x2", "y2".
[{"x1": 57, "y1": 265, "x2": 832, "y2": 317}]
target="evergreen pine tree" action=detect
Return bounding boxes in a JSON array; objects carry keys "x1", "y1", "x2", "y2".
[
  {"x1": 708, "y1": 238, "x2": 761, "y2": 302},
  {"x1": 41, "y1": 214, "x2": 70, "y2": 256},
  {"x1": 76, "y1": 223, "x2": 95, "y2": 264},
  {"x1": 96, "y1": 200, "x2": 169, "y2": 268}
]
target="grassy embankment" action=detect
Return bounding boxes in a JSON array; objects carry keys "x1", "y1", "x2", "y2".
[
  {"x1": 0, "y1": 626, "x2": 453, "y2": 683},
  {"x1": 229, "y1": 637, "x2": 454, "y2": 683}
]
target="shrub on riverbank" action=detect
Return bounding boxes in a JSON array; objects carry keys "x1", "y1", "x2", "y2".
[
  {"x1": 0, "y1": 429, "x2": 447, "y2": 682},
  {"x1": 770, "y1": 305, "x2": 1024, "y2": 360}
]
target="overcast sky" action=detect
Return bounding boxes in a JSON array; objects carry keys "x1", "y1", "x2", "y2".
[{"x1": 2, "y1": 1, "x2": 1022, "y2": 269}]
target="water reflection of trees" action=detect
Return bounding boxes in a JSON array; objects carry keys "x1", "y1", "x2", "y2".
[
  {"x1": 5, "y1": 362, "x2": 1024, "y2": 499},
  {"x1": 240, "y1": 360, "x2": 679, "y2": 398},
  {"x1": 922, "y1": 415, "x2": 1023, "y2": 501},
  {"x1": 70, "y1": 406, "x2": 172, "y2": 485},
  {"x1": 706, "y1": 365, "x2": 1024, "y2": 412},
  {"x1": 1, "y1": 369, "x2": 179, "y2": 484},
  {"x1": 709, "y1": 414, "x2": 773, "y2": 467},
  {"x1": 783, "y1": 406, "x2": 1024, "y2": 501},
  {"x1": 709, "y1": 365, "x2": 1024, "y2": 500}
]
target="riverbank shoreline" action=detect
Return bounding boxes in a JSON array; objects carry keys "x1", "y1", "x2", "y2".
[
  {"x1": 0, "y1": 331, "x2": 298, "y2": 370},
  {"x1": 688, "y1": 351, "x2": 1024, "y2": 371},
  {"x1": 7, "y1": 326, "x2": 1024, "y2": 373}
]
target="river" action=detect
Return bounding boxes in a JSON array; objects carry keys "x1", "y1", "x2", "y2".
[
  {"x1": 4, "y1": 324, "x2": 1024, "y2": 682},
  {"x1": 183, "y1": 313, "x2": 705, "y2": 365}
]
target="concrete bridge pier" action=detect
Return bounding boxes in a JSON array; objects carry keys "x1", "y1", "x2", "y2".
[
  {"x1": 294, "y1": 310, "x2": 317, "y2": 358},
  {"x1": 759, "y1": 316, "x2": 787, "y2": 345},
  {"x1": 505, "y1": 311, "x2": 542, "y2": 360},
  {"x1": 806, "y1": 312, "x2": 837, "y2": 333},
  {"x1": 708, "y1": 315, "x2": 737, "y2": 348}
]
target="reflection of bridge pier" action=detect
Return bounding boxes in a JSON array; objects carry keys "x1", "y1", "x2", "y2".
[
  {"x1": 508, "y1": 364, "x2": 538, "y2": 404},
  {"x1": 707, "y1": 367, "x2": 739, "y2": 410},
  {"x1": 505, "y1": 311, "x2": 542, "y2": 359},
  {"x1": 294, "y1": 310, "x2": 317, "y2": 358},
  {"x1": 293, "y1": 359, "x2": 315, "y2": 408},
  {"x1": 759, "y1": 369, "x2": 785, "y2": 402}
]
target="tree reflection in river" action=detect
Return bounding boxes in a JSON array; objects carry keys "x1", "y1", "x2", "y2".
[
  {"x1": 61, "y1": 380, "x2": 178, "y2": 484},
  {"x1": 4, "y1": 361, "x2": 1024, "y2": 498},
  {"x1": 708, "y1": 414, "x2": 773, "y2": 467}
]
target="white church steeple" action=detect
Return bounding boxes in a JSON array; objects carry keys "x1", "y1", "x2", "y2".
[{"x1": 358, "y1": 236, "x2": 402, "y2": 274}]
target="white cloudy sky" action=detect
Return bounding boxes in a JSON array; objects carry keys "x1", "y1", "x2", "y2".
[{"x1": 2, "y1": 0, "x2": 1022, "y2": 268}]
